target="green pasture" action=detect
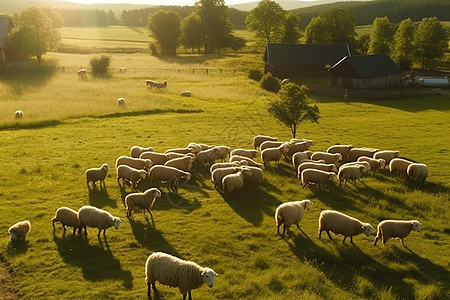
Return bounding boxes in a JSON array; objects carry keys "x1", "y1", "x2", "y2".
[{"x1": 0, "y1": 53, "x2": 449, "y2": 300}]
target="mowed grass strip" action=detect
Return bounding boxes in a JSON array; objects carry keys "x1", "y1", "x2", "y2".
[{"x1": 0, "y1": 53, "x2": 449, "y2": 300}]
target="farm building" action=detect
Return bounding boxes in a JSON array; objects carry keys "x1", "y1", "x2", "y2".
[
  {"x1": 264, "y1": 43, "x2": 351, "y2": 78},
  {"x1": 328, "y1": 54, "x2": 402, "y2": 89},
  {"x1": 0, "y1": 15, "x2": 13, "y2": 63}
]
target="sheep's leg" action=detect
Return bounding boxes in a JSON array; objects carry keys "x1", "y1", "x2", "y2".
[
  {"x1": 146, "y1": 209, "x2": 153, "y2": 219},
  {"x1": 147, "y1": 282, "x2": 151, "y2": 296},
  {"x1": 350, "y1": 236, "x2": 355, "y2": 245},
  {"x1": 97, "y1": 229, "x2": 102, "y2": 237},
  {"x1": 342, "y1": 236, "x2": 347, "y2": 243},
  {"x1": 400, "y1": 238, "x2": 406, "y2": 247},
  {"x1": 72, "y1": 227, "x2": 77, "y2": 235},
  {"x1": 374, "y1": 236, "x2": 379, "y2": 246},
  {"x1": 326, "y1": 231, "x2": 334, "y2": 241}
]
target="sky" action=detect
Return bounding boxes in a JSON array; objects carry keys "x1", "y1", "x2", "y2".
[{"x1": 59, "y1": 0, "x2": 320, "y2": 7}]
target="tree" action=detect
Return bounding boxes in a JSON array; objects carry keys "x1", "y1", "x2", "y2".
[
  {"x1": 245, "y1": 0, "x2": 285, "y2": 44},
  {"x1": 413, "y1": 17, "x2": 448, "y2": 70},
  {"x1": 89, "y1": 54, "x2": 111, "y2": 77},
  {"x1": 391, "y1": 18, "x2": 416, "y2": 70},
  {"x1": 367, "y1": 16, "x2": 395, "y2": 55},
  {"x1": 282, "y1": 12, "x2": 301, "y2": 44},
  {"x1": 304, "y1": 8, "x2": 356, "y2": 46},
  {"x1": 267, "y1": 83, "x2": 320, "y2": 138},
  {"x1": 148, "y1": 9, "x2": 181, "y2": 56},
  {"x1": 180, "y1": 12, "x2": 205, "y2": 54}
]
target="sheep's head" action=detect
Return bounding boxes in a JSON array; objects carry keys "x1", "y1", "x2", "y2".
[
  {"x1": 113, "y1": 217, "x2": 123, "y2": 229},
  {"x1": 329, "y1": 173, "x2": 337, "y2": 182},
  {"x1": 9, "y1": 229, "x2": 18, "y2": 240},
  {"x1": 239, "y1": 160, "x2": 249, "y2": 166},
  {"x1": 411, "y1": 220, "x2": 421, "y2": 232},
  {"x1": 241, "y1": 167, "x2": 253, "y2": 178},
  {"x1": 202, "y1": 268, "x2": 218, "y2": 288},
  {"x1": 139, "y1": 170, "x2": 147, "y2": 179},
  {"x1": 182, "y1": 172, "x2": 191, "y2": 181},
  {"x1": 102, "y1": 164, "x2": 110, "y2": 172},
  {"x1": 331, "y1": 164, "x2": 338, "y2": 173},
  {"x1": 302, "y1": 199, "x2": 313, "y2": 210},
  {"x1": 362, "y1": 223, "x2": 374, "y2": 236},
  {"x1": 378, "y1": 159, "x2": 386, "y2": 168},
  {"x1": 336, "y1": 153, "x2": 343, "y2": 162}
]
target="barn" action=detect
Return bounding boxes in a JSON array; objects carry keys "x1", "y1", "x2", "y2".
[
  {"x1": 264, "y1": 43, "x2": 351, "y2": 78},
  {"x1": 328, "y1": 54, "x2": 402, "y2": 89},
  {"x1": 0, "y1": 15, "x2": 14, "y2": 63}
]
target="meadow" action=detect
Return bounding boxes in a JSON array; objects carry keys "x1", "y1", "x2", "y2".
[{"x1": 0, "y1": 47, "x2": 449, "y2": 299}]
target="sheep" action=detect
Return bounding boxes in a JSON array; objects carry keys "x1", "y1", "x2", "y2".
[
  {"x1": 300, "y1": 169, "x2": 337, "y2": 189},
  {"x1": 261, "y1": 143, "x2": 290, "y2": 166},
  {"x1": 117, "y1": 165, "x2": 147, "y2": 189},
  {"x1": 389, "y1": 158, "x2": 413, "y2": 175},
  {"x1": 230, "y1": 149, "x2": 258, "y2": 159},
  {"x1": 52, "y1": 207, "x2": 80, "y2": 235},
  {"x1": 195, "y1": 147, "x2": 222, "y2": 166},
  {"x1": 146, "y1": 79, "x2": 155, "y2": 87},
  {"x1": 15, "y1": 110, "x2": 24, "y2": 119},
  {"x1": 140, "y1": 151, "x2": 170, "y2": 165},
  {"x1": 130, "y1": 146, "x2": 154, "y2": 158},
  {"x1": 229, "y1": 155, "x2": 264, "y2": 170},
  {"x1": 213, "y1": 146, "x2": 231, "y2": 161},
  {"x1": 326, "y1": 144, "x2": 353, "y2": 162},
  {"x1": 222, "y1": 168, "x2": 253, "y2": 195},
  {"x1": 281, "y1": 78, "x2": 290, "y2": 84},
  {"x1": 348, "y1": 147, "x2": 379, "y2": 162},
  {"x1": 253, "y1": 135, "x2": 278, "y2": 150},
  {"x1": 286, "y1": 140, "x2": 314, "y2": 158},
  {"x1": 145, "y1": 252, "x2": 217, "y2": 299},
  {"x1": 292, "y1": 151, "x2": 313, "y2": 170},
  {"x1": 340, "y1": 161, "x2": 371, "y2": 174},
  {"x1": 117, "y1": 97, "x2": 125, "y2": 106},
  {"x1": 337, "y1": 165, "x2": 366, "y2": 186},
  {"x1": 297, "y1": 162, "x2": 337, "y2": 179},
  {"x1": 275, "y1": 199, "x2": 312, "y2": 236},
  {"x1": 149, "y1": 165, "x2": 191, "y2": 192},
  {"x1": 125, "y1": 187, "x2": 162, "y2": 219},
  {"x1": 181, "y1": 91, "x2": 192, "y2": 97},
  {"x1": 374, "y1": 220, "x2": 421, "y2": 247},
  {"x1": 78, "y1": 205, "x2": 122, "y2": 237},
  {"x1": 407, "y1": 163, "x2": 428, "y2": 182},
  {"x1": 318, "y1": 210, "x2": 374, "y2": 244},
  {"x1": 8, "y1": 220, "x2": 31, "y2": 241},
  {"x1": 244, "y1": 166, "x2": 264, "y2": 188},
  {"x1": 167, "y1": 152, "x2": 195, "y2": 160},
  {"x1": 165, "y1": 147, "x2": 195, "y2": 155},
  {"x1": 187, "y1": 142, "x2": 203, "y2": 154},
  {"x1": 373, "y1": 150, "x2": 400, "y2": 166},
  {"x1": 209, "y1": 161, "x2": 248, "y2": 174},
  {"x1": 115, "y1": 156, "x2": 153, "y2": 171},
  {"x1": 85, "y1": 163, "x2": 110, "y2": 189},
  {"x1": 77, "y1": 68, "x2": 87, "y2": 79},
  {"x1": 146, "y1": 80, "x2": 167, "y2": 88},
  {"x1": 290, "y1": 138, "x2": 314, "y2": 144},
  {"x1": 310, "y1": 152, "x2": 343, "y2": 164},
  {"x1": 259, "y1": 140, "x2": 284, "y2": 151},
  {"x1": 357, "y1": 156, "x2": 385, "y2": 174},
  {"x1": 165, "y1": 155, "x2": 194, "y2": 172},
  {"x1": 211, "y1": 166, "x2": 243, "y2": 190}
]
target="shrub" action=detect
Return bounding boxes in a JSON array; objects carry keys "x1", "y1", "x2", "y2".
[
  {"x1": 260, "y1": 73, "x2": 281, "y2": 92},
  {"x1": 248, "y1": 69, "x2": 263, "y2": 81},
  {"x1": 89, "y1": 54, "x2": 111, "y2": 76},
  {"x1": 149, "y1": 42, "x2": 158, "y2": 56}
]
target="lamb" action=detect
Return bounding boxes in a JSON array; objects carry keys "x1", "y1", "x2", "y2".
[
  {"x1": 407, "y1": 163, "x2": 428, "y2": 182},
  {"x1": 300, "y1": 169, "x2": 337, "y2": 189},
  {"x1": 229, "y1": 155, "x2": 264, "y2": 170},
  {"x1": 209, "y1": 161, "x2": 248, "y2": 174},
  {"x1": 52, "y1": 207, "x2": 80, "y2": 235},
  {"x1": 292, "y1": 151, "x2": 313, "y2": 170},
  {"x1": 337, "y1": 165, "x2": 366, "y2": 186},
  {"x1": 286, "y1": 140, "x2": 314, "y2": 158},
  {"x1": 230, "y1": 149, "x2": 258, "y2": 159},
  {"x1": 211, "y1": 166, "x2": 243, "y2": 190},
  {"x1": 259, "y1": 140, "x2": 284, "y2": 151},
  {"x1": 275, "y1": 199, "x2": 313, "y2": 236},
  {"x1": 261, "y1": 143, "x2": 289, "y2": 166},
  {"x1": 253, "y1": 135, "x2": 278, "y2": 149},
  {"x1": 165, "y1": 155, "x2": 194, "y2": 172},
  {"x1": 181, "y1": 91, "x2": 192, "y2": 97},
  {"x1": 326, "y1": 144, "x2": 353, "y2": 162},
  {"x1": 222, "y1": 168, "x2": 253, "y2": 195},
  {"x1": 389, "y1": 158, "x2": 413, "y2": 175},
  {"x1": 357, "y1": 156, "x2": 385, "y2": 174},
  {"x1": 15, "y1": 110, "x2": 24, "y2": 119},
  {"x1": 374, "y1": 220, "x2": 421, "y2": 247},
  {"x1": 348, "y1": 147, "x2": 379, "y2": 162},
  {"x1": 373, "y1": 150, "x2": 400, "y2": 166},
  {"x1": 117, "y1": 97, "x2": 125, "y2": 106},
  {"x1": 130, "y1": 146, "x2": 154, "y2": 158},
  {"x1": 297, "y1": 162, "x2": 337, "y2": 179},
  {"x1": 165, "y1": 147, "x2": 195, "y2": 155},
  {"x1": 149, "y1": 165, "x2": 191, "y2": 192},
  {"x1": 78, "y1": 205, "x2": 122, "y2": 237},
  {"x1": 318, "y1": 210, "x2": 374, "y2": 244},
  {"x1": 145, "y1": 252, "x2": 217, "y2": 299},
  {"x1": 125, "y1": 187, "x2": 162, "y2": 219},
  {"x1": 8, "y1": 220, "x2": 31, "y2": 241},
  {"x1": 310, "y1": 152, "x2": 343, "y2": 164},
  {"x1": 115, "y1": 156, "x2": 153, "y2": 171},
  {"x1": 140, "y1": 151, "x2": 170, "y2": 165},
  {"x1": 85, "y1": 163, "x2": 110, "y2": 189},
  {"x1": 117, "y1": 165, "x2": 147, "y2": 189},
  {"x1": 213, "y1": 146, "x2": 231, "y2": 161}
]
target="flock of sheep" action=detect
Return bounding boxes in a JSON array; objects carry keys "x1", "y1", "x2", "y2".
[{"x1": 7, "y1": 134, "x2": 427, "y2": 299}]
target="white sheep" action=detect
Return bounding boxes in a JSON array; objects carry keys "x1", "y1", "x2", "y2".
[
  {"x1": 275, "y1": 199, "x2": 312, "y2": 236},
  {"x1": 213, "y1": 146, "x2": 231, "y2": 161},
  {"x1": 117, "y1": 165, "x2": 147, "y2": 189},
  {"x1": 310, "y1": 152, "x2": 343, "y2": 164},
  {"x1": 149, "y1": 165, "x2": 191, "y2": 192},
  {"x1": 117, "y1": 97, "x2": 125, "y2": 106},
  {"x1": 326, "y1": 144, "x2": 353, "y2": 162},
  {"x1": 222, "y1": 168, "x2": 253, "y2": 195},
  {"x1": 77, "y1": 68, "x2": 87, "y2": 79},
  {"x1": 145, "y1": 252, "x2": 217, "y2": 299},
  {"x1": 195, "y1": 147, "x2": 222, "y2": 166},
  {"x1": 318, "y1": 210, "x2": 374, "y2": 244},
  {"x1": 245, "y1": 166, "x2": 264, "y2": 188},
  {"x1": 8, "y1": 220, "x2": 31, "y2": 241},
  {"x1": 292, "y1": 151, "x2": 313, "y2": 170},
  {"x1": 167, "y1": 152, "x2": 195, "y2": 160},
  {"x1": 340, "y1": 161, "x2": 371, "y2": 175},
  {"x1": 181, "y1": 91, "x2": 192, "y2": 97},
  {"x1": 300, "y1": 169, "x2": 337, "y2": 189},
  {"x1": 230, "y1": 149, "x2": 258, "y2": 159},
  {"x1": 52, "y1": 207, "x2": 80, "y2": 235},
  {"x1": 115, "y1": 155, "x2": 153, "y2": 171},
  {"x1": 337, "y1": 164, "x2": 366, "y2": 186},
  {"x1": 389, "y1": 158, "x2": 413, "y2": 175},
  {"x1": 125, "y1": 187, "x2": 162, "y2": 219},
  {"x1": 357, "y1": 156, "x2": 385, "y2": 174},
  {"x1": 211, "y1": 166, "x2": 243, "y2": 190},
  {"x1": 297, "y1": 162, "x2": 337, "y2": 179},
  {"x1": 130, "y1": 146, "x2": 155, "y2": 158},
  {"x1": 261, "y1": 143, "x2": 289, "y2": 166},
  {"x1": 85, "y1": 163, "x2": 110, "y2": 189},
  {"x1": 140, "y1": 151, "x2": 170, "y2": 165},
  {"x1": 209, "y1": 161, "x2": 248, "y2": 174},
  {"x1": 229, "y1": 155, "x2": 264, "y2": 170},
  {"x1": 15, "y1": 110, "x2": 24, "y2": 119},
  {"x1": 373, "y1": 150, "x2": 400, "y2": 166},
  {"x1": 281, "y1": 78, "x2": 290, "y2": 84},
  {"x1": 165, "y1": 155, "x2": 194, "y2": 172},
  {"x1": 348, "y1": 147, "x2": 379, "y2": 162},
  {"x1": 407, "y1": 163, "x2": 428, "y2": 182},
  {"x1": 286, "y1": 140, "x2": 314, "y2": 158},
  {"x1": 253, "y1": 135, "x2": 278, "y2": 150},
  {"x1": 259, "y1": 140, "x2": 284, "y2": 152},
  {"x1": 374, "y1": 220, "x2": 421, "y2": 247},
  {"x1": 78, "y1": 205, "x2": 122, "y2": 237},
  {"x1": 187, "y1": 142, "x2": 203, "y2": 154},
  {"x1": 165, "y1": 147, "x2": 195, "y2": 155}
]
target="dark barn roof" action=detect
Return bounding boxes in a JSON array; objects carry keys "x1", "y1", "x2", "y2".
[{"x1": 329, "y1": 54, "x2": 401, "y2": 78}]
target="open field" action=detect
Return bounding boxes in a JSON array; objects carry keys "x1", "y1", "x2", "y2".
[{"x1": 0, "y1": 52, "x2": 449, "y2": 300}]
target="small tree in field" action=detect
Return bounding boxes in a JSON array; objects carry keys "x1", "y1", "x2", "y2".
[
  {"x1": 267, "y1": 83, "x2": 320, "y2": 138},
  {"x1": 89, "y1": 54, "x2": 111, "y2": 77}
]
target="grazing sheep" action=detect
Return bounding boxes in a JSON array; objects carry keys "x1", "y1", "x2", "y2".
[
  {"x1": 165, "y1": 147, "x2": 195, "y2": 155},
  {"x1": 259, "y1": 140, "x2": 284, "y2": 152},
  {"x1": 318, "y1": 210, "x2": 373, "y2": 244},
  {"x1": 407, "y1": 163, "x2": 428, "y2": 182},
  {"x1": 340, "y1": 161, "x2": 371, "y2": 175},
  {"x1": 222, "y1": 168, "x2": 252, "y2": 195},
  {"x1": 337, "y1": 165, "x2": 366, "y2": 186},
  {"x1": 86, "y1": 163, "x2": 110, "y2": 189},
  {"x1": 145, "y1": 252, "x2": 217, "y2": 299},
  {"x1": 77, "y1": 68, "x2": 87, "y2": 79},
  {"x1": 209, "y1": 161, "x2": 248, "y2": 174},
  {"x1": 140, "y1": 151, "x2": 170, "y2": 165},
  {"x1": 292, "y1": 151, "x2": 313, "y2": 170},
  {"x1": 131, "y1": 146, "x2": 154, "y2": 158},
  {"x1": 52, "y1": 207, "x2": 80, "y2": 235},
  {"x1": 281, "y1": 78, "x2": 290, "y2": 84},
  {"x1": 297, "y1": 162, "x2": 337, "y2": 179},
  {"x1": 275, "y1": 200, "x2": 312, "y2": 236},
  {"x1": 230, "y1": 149, "x2": 258, "y2": 159},
  {"x1": 181, "y1": 91, "x2": 192, "y2": 97},
  {"x1": 213, "y1": 146, "x2": 231, "y2": 161},
  {"x1": 146, "y1": 80, "x2": 167, "y2": 88},
  {"x1": 125, "y1": 188, "x2": 162, "y2": 219},
  {"x1": 117, "y1": 97, "x2": 125, "y2": 106},
  {"x1": 149, "y1": 165, "x2": 191, "y2": 192},
  {"x1": 187, "y1": 143, "x2": 203, "y2": 154},
  {"x1": 165, "y1": 155, "x2": 194, "y2": 172},
  {"x1": 253, "y1": 135, "x2": 278, "y2": 150},
  {"x1": 373, "y1": 150, "x2": 400, "y2": 166},
  {"x1": 167, "y1": 152, "x2": 194, "y2": 160},
  {"x1": 146, "y1": 79, "x2": 155, "y2": 87},
  {"x1": 389, "y1": 158, "x2": 413, "y2": 175},
  {"x1": 327, "y1": 144, "x2": 353, "y2": 162},
  {"x1": 211, "y1": 166, "x2": 243, "y2": 190},
  {"x1": 245, "y1": 166, "x2": 264, "y2": 188},
  {"x1": 374, "y1": 220, "x2": 421, "y2": 247},
  {"x1": 348, "y1": 147, "x2": 379, "y2": 162},
  {"x1": 311, "y1": 152, "x2": 343, "y2": 164},
  {"x1": 117, "y1": 165, "x2": 147, "y2": 189},
  {"x1": 78, "y1": 205, "x2": 122, "y2": 237},
  {"x1": 195, "y1": 148, "x2": 222, "y2": 166},
  {"x1": 116, "y1": 156, "x2": 153, "y2": 171},
  {"x1": 8, "y1": 220, "x2": 31, "y2": 241},
  {"x1": 261, "y1": 143, "x2": 289, "y2": 166},
  {"x1": 357, "y1": 156, "x2": 385, "y2": 174},
  {"x1": 229, "y1": 155, "x2": 264, "y2": 170},
  {"x1": 286, "y1": 141, "x2": 314, "y2": 158},
  {"x1": 300, "y1": 169, "x2": 337, "y2": 189},
  {"x1": 15, "y1": 110, "x2": 24, "y2": 119}
]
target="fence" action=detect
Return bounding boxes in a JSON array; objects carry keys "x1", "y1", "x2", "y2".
[{"x1": 56, "y1": 66, "x2": 238, "y2": 76}]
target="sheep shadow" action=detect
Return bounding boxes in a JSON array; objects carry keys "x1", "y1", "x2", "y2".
[
  {"x1": 6, "y1": 240, "x2": 30, "y2": 256},
  {"x1": 53, "y1": 233, "x2": 133, "y2": 289},
  {"x1": 88, "y1": 186, "x2": 117, "y2": 208}
]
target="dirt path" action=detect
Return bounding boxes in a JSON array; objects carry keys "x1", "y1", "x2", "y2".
[{"x1": 0, "y1": 256, "x2": 19, "y2": 300}]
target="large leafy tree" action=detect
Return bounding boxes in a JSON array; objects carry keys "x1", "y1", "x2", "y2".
[
  {"x1": 391, "y1": 18, "x2": 416, "y2": 69},
  {"x1": 367, "y1": 16, "x2": 395, "y2": 55},
  {"x1": 267, "y1": 83, "x2": 320, "y2": 138},
  {"x1": 245, "y1": 0, "x2": 286, "y2": 44},
  {"x1": 282, "y1": 12, "x2": 301, "y2": 44},
  {"x1": 413, "y1": 17, "x2": 448, "y2": 70},
  {"x1": 180, "y1": 12, "x2": 205, "y2": 54},
  {"x1": 148, "y1": 9, "x2": 181, "y2": 56}
]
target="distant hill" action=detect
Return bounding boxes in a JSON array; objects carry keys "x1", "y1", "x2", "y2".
[{"x1": 230, "y1": 0, "x2": 347, "y2": 11}]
